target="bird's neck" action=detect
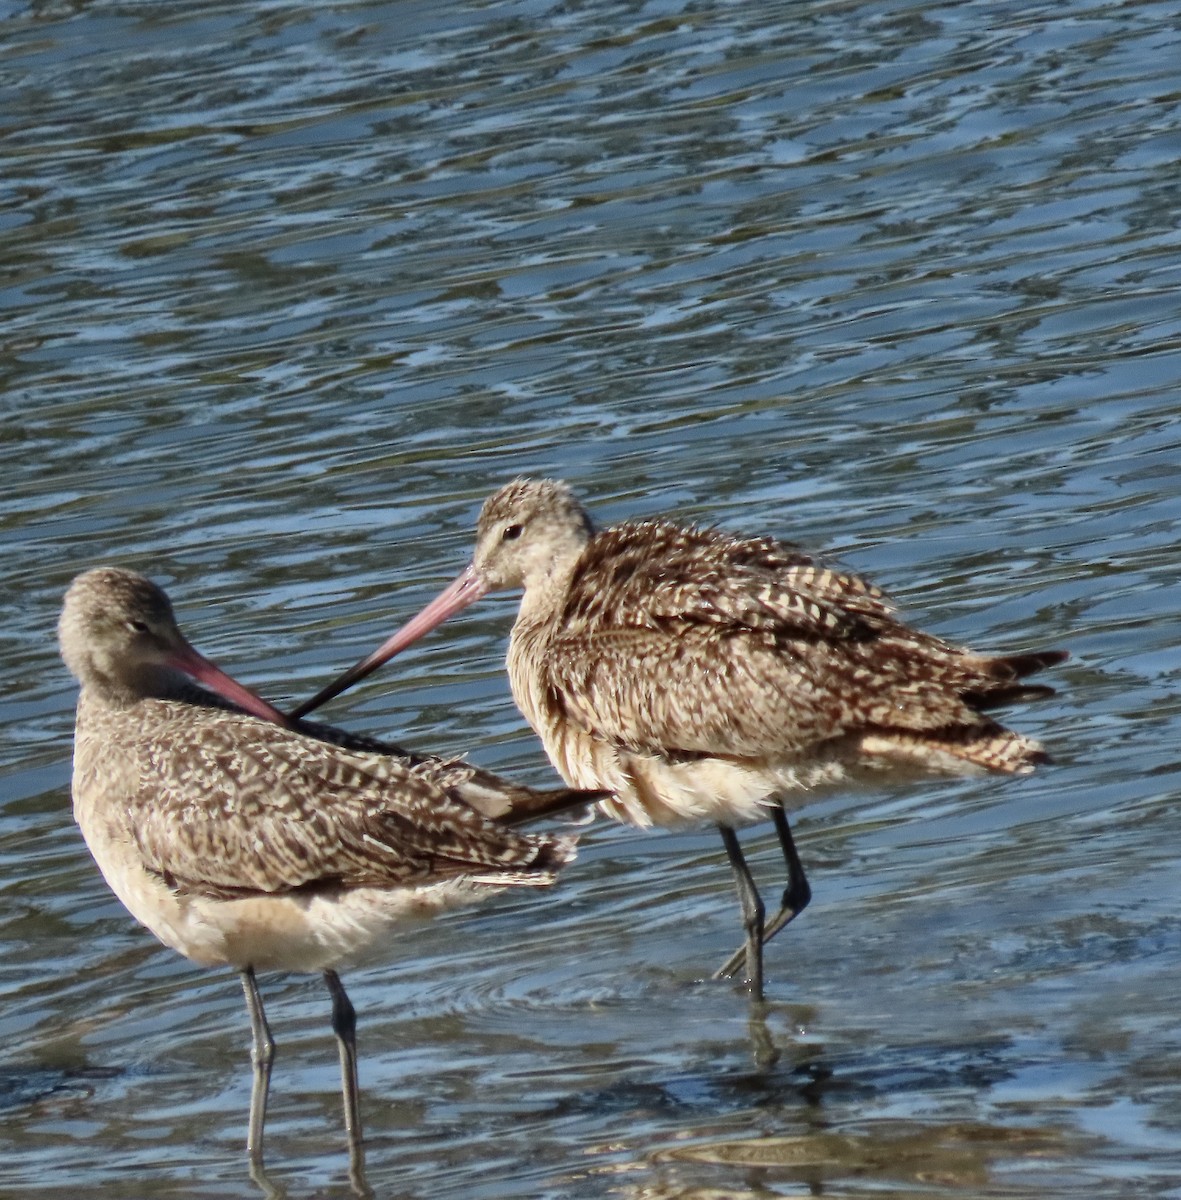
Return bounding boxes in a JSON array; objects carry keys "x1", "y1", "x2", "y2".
[
  {"x1": 516, "y1": 538, "x2": 585, "y2": 631},
  {"x1": 80, "y1": 665, "x2": 198, "y2": 711}
]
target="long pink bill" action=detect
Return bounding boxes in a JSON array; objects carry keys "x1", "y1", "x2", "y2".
[
  {"x1": 290, "y1": 564, "x2": 488, "y2": 720},
  {"x1": 171, "y1": 642, "x2": 294, "y2": 728}
]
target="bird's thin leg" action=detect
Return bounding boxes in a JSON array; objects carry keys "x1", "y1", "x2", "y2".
[
  {"x1": 714, "y1": 825, "x2": 766, "y2": 1002},
  {"x1": 240, "y1": 967, "x2": 275, "y2": 1172},
  {"x1": 762, "y1": 805, "x2": 812, "y2": 941},
  {"x1": 715, "y1": 806, "x2": 811, "y2": 980},
  {"x1": 323, "y1": 970, "x2": 369, "y2": 1194}
]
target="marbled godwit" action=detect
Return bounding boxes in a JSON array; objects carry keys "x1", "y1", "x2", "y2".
[
  {"x1": 293, "y1": 479, "x2": 1066, "y2": 1002},
  {"x1": 58, "y1": 567, "x2": 580, "y2": 1184}
]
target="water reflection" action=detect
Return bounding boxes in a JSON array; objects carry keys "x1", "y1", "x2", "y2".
[{"x1": 642, "y1": 1119, "x2": 1092, "y2": 1196}]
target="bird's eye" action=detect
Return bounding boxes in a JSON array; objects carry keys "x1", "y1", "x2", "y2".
[
  {"x1": 502, "y1": 523, "x2": 523, "y2": 541},
  {"x1": 127, "y1": 619, "x2": 150, "y2": 635}
]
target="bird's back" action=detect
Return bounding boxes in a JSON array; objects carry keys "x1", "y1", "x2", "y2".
[
  {"x1": 506, "y1": 518, "x2": 1064, "y2": 825},
  {"x1": 73, "y1": 690, "x2": 574, "y2": 901}
]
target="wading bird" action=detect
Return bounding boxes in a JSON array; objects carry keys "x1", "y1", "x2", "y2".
[
  {"x1": 292, "y1": 480, "x2": 1066, "y2": 1002},
  {"x1": 59, "y1": 567, "x2": 583, "y2": 1188}
]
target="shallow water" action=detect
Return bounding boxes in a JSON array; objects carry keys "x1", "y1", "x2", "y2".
[{"x1": 3, "y1": 0, "x2": 1181, "y2": 1195}]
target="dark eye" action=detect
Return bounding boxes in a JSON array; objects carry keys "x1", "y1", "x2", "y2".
[
  {"x1": 502, "y1": 523, "x2": 523, "y2": 541},
  {"x1": 127, "y1": 619, "x2": 150, "y2": 634}
]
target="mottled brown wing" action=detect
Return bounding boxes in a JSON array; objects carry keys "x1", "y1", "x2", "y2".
[
  {"x1": 297, "y1": 715, "x2": 603, "y2": 821},
  {"x1": 563, "y1": 520, "x2": 897, "y2": 639},
  {"x1": 179, "y1": 685, "x2": 595, "y2": 824},
  {"x1": 130, "y1": 707, "x2": 558, "y2": 899},
  {"x1": 546, "y1": 625, "x2": 989, "y2": 760},
  {"x1": 546, "y1": 523, "x2": 993, "y2": 759}
]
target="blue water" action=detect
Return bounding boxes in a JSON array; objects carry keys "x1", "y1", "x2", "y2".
[{"x1": 2, "y1": 0, "x2": 1181, "y2": 1195}]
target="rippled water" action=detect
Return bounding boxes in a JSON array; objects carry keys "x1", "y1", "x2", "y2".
[{"x1": 3, "y1": 0, "x2": 1181, "y2": 1195}]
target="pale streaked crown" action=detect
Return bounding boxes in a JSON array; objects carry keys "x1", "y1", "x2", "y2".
[
  {"x1": 58, "y1": 567, "x2": 187, "y2": 697},
  {"x1": 472, "y1": 477, "x2": 595, "y2": 592}
]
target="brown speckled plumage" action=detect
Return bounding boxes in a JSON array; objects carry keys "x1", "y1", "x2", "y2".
[
  {"x1": 58, "y1": 566, "x2": 577, "y2": 1176},
  {"x1": 555, "y1": 534, "x2": 1040, "y2": 771},
  {"x1": 296, "y1": 478, "x2": 1066, "y2": 1001},
  {"x1": 128, "y1": 711, "x2": 571, "y2": 901},
  {"x1": 473, "y1": 481, "x2": 1064, "y2": 813},
  {"x1": 61, "y1": 568, "x2": 574, "y2": 913}
]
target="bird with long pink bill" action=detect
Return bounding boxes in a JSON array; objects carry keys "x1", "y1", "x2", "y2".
[
  {"x1": 58, "y1": 566, "x2": 586, "y2": 1188},
  {"x1": 293, "y1": 478, "x2": 1067, "y2": 1003}
]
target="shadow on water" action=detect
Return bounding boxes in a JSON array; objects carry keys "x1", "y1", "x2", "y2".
[
  {"x1": 489, "y1": 1018, "x2": 1099, "y2": 1198},
  {"x1": 0, "y1": 1064, "x2": 122, "y2": 1115}
]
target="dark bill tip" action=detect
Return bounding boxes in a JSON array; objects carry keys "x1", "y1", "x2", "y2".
[{"x1": 290, "y1": 565, "x2": 488, "y2": 720}]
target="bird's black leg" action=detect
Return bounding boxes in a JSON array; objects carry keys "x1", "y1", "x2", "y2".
[
  {"x1": 240, "y1": 967, "x2": 275, "y2": 1173},
  {"x1": 714, "y1": 825, "x2": 766, "y2": 1001},
  {"x1": 762, "y1": 805, "x2": 812, "y2": 944},
  {"x1": 323, "y1": 970, "x2": 369, "y2": 1195},
  {"x1": 715, "y1": 807, "x2": 811, "y2": 981}
]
